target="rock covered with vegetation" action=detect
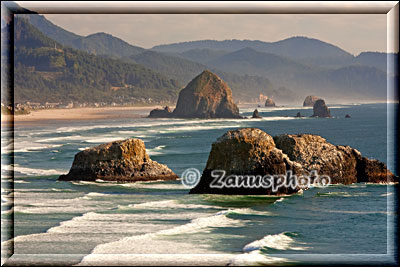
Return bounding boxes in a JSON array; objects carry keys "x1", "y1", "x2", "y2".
[
  {"x1": 58, "y1": 139, "x2": 178, "y2": 182},
  {"x1": 173, "y1": 70, "x2": 241, "y2": 118}
]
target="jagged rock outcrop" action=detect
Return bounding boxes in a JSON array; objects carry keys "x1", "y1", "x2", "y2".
[
  {"x1": 312, "y1": 99, "x2": 331, "y2": 117},
  {"x1": 265, "y1": 98, "x2": 276, "y2": 107},
  {"x1": 172, "y1": 70, "x2": 241, "y2": 118},
  {"x1": 148, "y1": 106, "x2": 173, "y2": 118},
  {"x1": 345, "y1": 114, "x2": 351, "y2": 118},
  {"x1": 303, "y1": 95, "x2": 322, "y2": 107},
  {"x1": 190, "y1": 129, "x2": 397, "y2": 195},
  {"x1": 273, "y1": 134, "x2": 396, "y2": 184},
  {"x1": 58, "y1": 139, "x2": 178, "y2": 182},
  {"x1": 189, "y1": 128, "x2": 303, "y2": 195},
  {"x1": 252, "y1": 109, "x2": 262, "y2": 119}
]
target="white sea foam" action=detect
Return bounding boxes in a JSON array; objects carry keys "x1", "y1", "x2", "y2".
[
  {"x1": 36, "y1": 135, "x2": 82, "y2": 143},
  {"x1": 11, "y1": 165, "x2": 63, "y2": 177},
  {"x1": 13, "y1": 180, "x2": 30, "y2": 184},
  {"x1": 243, "y1": 232, "x2": 309, "y2": 252},
  {"x1": 85, "y1": 137, "x2": 123, "y2": 143},
  {"x1": 273, "y1": 197, "x2": 285, "y2": 204},
  {"x1": 118, "y1": 199, "x2": 220, "y2": 211},
  {"x1": 86, "y1": 209, "x2": 244, "y2": 256},
  {"x1": 229, "y1": 251, "x2": 290, "y2": 266},
  {"x1": 13, "y1": 143, "x2": 63, "y2": 153}
]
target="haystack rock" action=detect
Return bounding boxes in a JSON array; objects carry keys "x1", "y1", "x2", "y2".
[
  {"x1": 312, "y1": 99, "x2": 331, "y2": 117},
  {"x1": 265, "y1": 98, "x2": 276, "y2": 107},
  {"x1": 273, "y1": 134, "x2": 397, "y2": 184},
  {"x1": 252, "y1": 109, "x2": 262, "y2": 119},
  {"x1": 189, "y1": 128, "x2": 303, "y2": 195},
  {"x1": 148, "y1": 106, "x2": 172, "y2": 118},
  {"x1": 172, "y1": 70, "x2": 241, "y2": 118},
  {"x1": 303, "y1": 95, "x2": 322, "y2": 107},
  {"x1": 58, "y1": 139, "x2": 178, "y2": 182}
]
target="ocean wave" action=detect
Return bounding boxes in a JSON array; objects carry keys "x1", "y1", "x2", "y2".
[
  {"x1": 117, "y1": 199, "x2": 220, "y2": 211},
  {"x1": 11, "y1": 165, "x2": 63, "y2": 177},
  {"x1": 273, "y1": 197, "x2": 286, "y2": 204},
  {"x1": 88, "y1": 209, "x2": 244, "y2": 254},
  {"x1": 243, "y1": 232, "x2": 309, "y2": 252},
  {"x1": 315, "y1": 191, "x2": 370, "y2": 198},
  {"x1": 36, "y1": 135, "x2": 82, "y2": 143},
  {"x1": 13, "y1": 180, "x2": 30, "y2": 184},
  {"x1": 13, "y1": 143, "x2": 63, "y2": 153},
  {"x1": 229, "y1": 251, "x2": 291, "y2": 266}
]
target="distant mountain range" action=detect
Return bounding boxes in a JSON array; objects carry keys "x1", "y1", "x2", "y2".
[
  {"x1": 12, "y1": 18, "x2": 180, "y2": 104},
  {"x1": 4, "y1": 10, "x2": 398, "y2": 105}
]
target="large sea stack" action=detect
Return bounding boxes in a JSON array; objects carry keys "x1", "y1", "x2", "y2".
[
  {"x1": 303, "y1": 95, "x2": 322, "y2": 107},
  {"x1": 312, "y1": 99, "x2": 331, "y2": 117},
  {"x1": 58, "y1": 139, "x2": 178, "y2": 182},
  {"x1": 189, "y1": 128, "x2": 303, "y2": 195},
  {"x1": 171, "y1": 70, "x2": 241, "y2": 118},
  {"x1": 190, "y1": 128, "x2": 397, "y2": 195}
]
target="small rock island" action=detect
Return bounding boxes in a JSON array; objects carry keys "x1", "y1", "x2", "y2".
[
  {"x1": 58, "y1": 139, "x2": 178, "y2": 182},
  {"x1": 312, "y1": 99, "x2": 331, "y2": 117},
  {"x1": 264, "y1": 98, "x2": 276, "y2": 107},
  {"x1": 149, "y1": 70, "x2": 242, "y2": 119}
]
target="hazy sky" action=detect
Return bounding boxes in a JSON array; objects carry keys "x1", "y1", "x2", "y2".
[{"x1": 44, "y1": 14, "x2": 387, "y2": 55}]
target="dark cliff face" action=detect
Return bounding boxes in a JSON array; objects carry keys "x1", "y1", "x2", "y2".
[
  {"x1": 58, "y1": 138, "x2": 177, "y2": 182},
  {"x1": 312, "y1": 99, "x2": 331, "y2": 117},
  {"x1": 190, "y1": 129, "x2": 397, "y2": 195},
  {"x1": 190, "y1": 128, "x2": 302, "y2": 195},
  {"x1": 172, "y1": 70, "x2": 241, "y2": 119}
]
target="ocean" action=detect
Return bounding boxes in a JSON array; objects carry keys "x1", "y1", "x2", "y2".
[{"x1": 1, "y1": 103, "x2": 398, "y2": 266}]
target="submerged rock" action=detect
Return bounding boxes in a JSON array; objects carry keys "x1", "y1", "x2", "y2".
[
  {"x1": 303, "y1": 95, "x2": 321, "y2": 107},
  {"x1": 264, "y1": 98, "x2": 276, "y2": 107},
  {"x1": 252, "y1": 109, "x2": 262, "y2": 119},
  {"x1": 189, "y1": 128, "x2": 303, "y2": 195},
  {"x1": 273, "y1": 134, "x2": 396, "y2": 184},
  {"x1": 58, "y1": 139, "x2": 178, "y2": 182},
  {"x1": 312, "y1": 99, "x2": 331, "y2": 117},
  {"x1": 172, "y1": 70, "x2": 241, "y2": 118},
  {"x1": 148, "y1": 106, "x2": 173, "y2": 118},
  {"x1": 295, "y1": 112, "x2": 304, "y2": 118}
]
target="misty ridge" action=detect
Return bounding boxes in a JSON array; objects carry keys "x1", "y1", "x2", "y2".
[{"x1": 4, "y1": 12, "x2": 399, "y2": 105}]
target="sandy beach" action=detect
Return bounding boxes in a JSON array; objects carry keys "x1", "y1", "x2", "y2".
[{"x1": 1, "y1": 105, "x2": 169, "y2": 128}]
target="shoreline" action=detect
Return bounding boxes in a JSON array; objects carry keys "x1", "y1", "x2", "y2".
[
  {"x1": 1, "y1": 105, "x2": 169, "y2": 128},
  {"x1": 1, "y1": 101, "x2": 396, "y2": 128}
]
